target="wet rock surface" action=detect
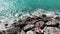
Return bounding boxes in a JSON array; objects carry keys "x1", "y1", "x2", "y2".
[{"x1": 0, "y1": 14, "x2": 60, "y2": 34}]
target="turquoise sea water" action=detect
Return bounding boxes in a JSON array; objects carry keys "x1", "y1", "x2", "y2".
[
  {"x1": 0, "y1": 0, "x2": 60, "y2": 18},
  {"x1": 0, "y1": 0, "x2": 60, "y2": 30}
]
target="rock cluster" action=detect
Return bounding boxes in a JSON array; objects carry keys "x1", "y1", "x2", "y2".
[{"x1": 0, "y1": 14, "x2": 60, "y2": 34}]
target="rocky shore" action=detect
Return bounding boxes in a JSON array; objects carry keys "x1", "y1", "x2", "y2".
[{"x1": 0, "y1": 13, "x2": 60, "y2": 34}]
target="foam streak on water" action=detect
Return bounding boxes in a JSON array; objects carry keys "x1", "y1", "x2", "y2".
[
  {"x1": 0, "y1": 0, "x2": 60, "y2": 31},
  {"x1": 0, "y1": 8, "x2": 60, "y2": 30}
]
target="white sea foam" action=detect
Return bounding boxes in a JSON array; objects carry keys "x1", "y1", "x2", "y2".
[{"x1": 0, "y1": 8, "x2": 60, "y2": 31}]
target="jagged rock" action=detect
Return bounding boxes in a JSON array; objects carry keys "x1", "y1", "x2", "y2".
[
  {"x1": 12, "y1": 20, "x2": 27, "y2": 29},
  {"x1": 0, "y1": 13, "x2": 60, "y2": 34}
]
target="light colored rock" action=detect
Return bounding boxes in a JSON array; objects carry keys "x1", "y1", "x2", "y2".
[
  {"x1": 44, "y1": 27, "x2": 60, "y2": 34},
  {"x1": 24, "y1": 24, "x2": 34, "y2": 30},
  {"x1": 26, "y1": 30, "x2": 36, "y2": 34},
  {"x1": 20, "y1": 30, "x2": 25, "y2": 34}
]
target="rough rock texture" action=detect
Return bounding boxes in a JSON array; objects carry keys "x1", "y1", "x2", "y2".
[{"x1": 0, "y1": 14, "x2": 60, "y2": 34}]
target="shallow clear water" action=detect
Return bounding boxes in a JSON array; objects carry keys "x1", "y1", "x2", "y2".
[{"x1": 0, "y1": 0, "x2": 60, "y2": 30}]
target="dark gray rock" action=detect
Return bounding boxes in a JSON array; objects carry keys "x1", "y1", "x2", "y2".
[
  {"x1": 6, "y1": 27, "x2": 21, "y2": 34},
  {"x1": 54, "y1": 16, "x2": 60, "y2": 21}
]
